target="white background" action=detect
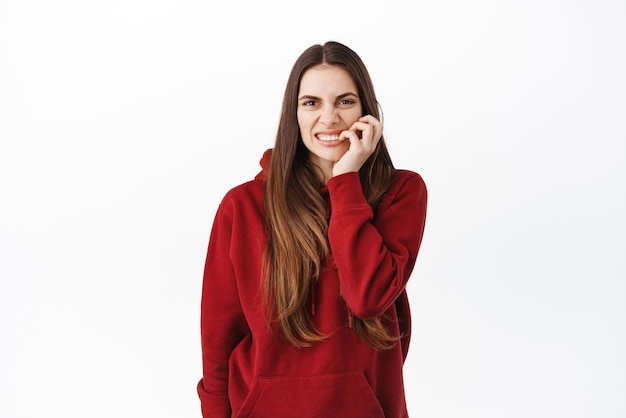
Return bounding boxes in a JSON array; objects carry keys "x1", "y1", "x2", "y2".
[{"x1": 1, "y1": 1, "x2": 625, "y2": 417}]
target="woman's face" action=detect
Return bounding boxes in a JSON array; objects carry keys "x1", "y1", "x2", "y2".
[{"x1": 297, "y1": 64, "x2": 362, "y2": 176}]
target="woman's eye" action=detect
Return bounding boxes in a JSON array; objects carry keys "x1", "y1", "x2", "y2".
[
  {"x1": 339, "y1": 99, "x2": 354, "y2": 105},
  {"x1": 302, "y1": 100, "x2": 316, "y2": 106}
]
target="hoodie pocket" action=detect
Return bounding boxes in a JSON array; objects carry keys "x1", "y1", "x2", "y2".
[{"x1": 236, "y1": 370, "x2": 385, "y2": 418}]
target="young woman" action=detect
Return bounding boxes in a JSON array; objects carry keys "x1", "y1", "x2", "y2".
[{"x1": 197, "y1": 41, "x2": 427, "y2": 418}]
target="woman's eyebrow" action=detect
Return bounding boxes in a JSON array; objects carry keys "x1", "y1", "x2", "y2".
[
  {"x1": 298, "y1": 92, "x2": 358, "y2": 101},
  {"x1": 337, "y1": 92, "x2": 358, "y2": 99},
  {"x1": 298, "y1": 94, "x2": 320, "y2": 101}
]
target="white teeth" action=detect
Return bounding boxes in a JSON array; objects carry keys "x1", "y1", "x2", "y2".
[{"x1": 317, "y1": 134, "x2": 340, "y2": 141}]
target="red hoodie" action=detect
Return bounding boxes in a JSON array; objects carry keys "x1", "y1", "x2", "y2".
[{"x1": 198, "y1": 149, "x2": 427, "y2": 418}]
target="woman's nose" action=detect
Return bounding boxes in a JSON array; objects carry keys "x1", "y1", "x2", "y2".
[{"x1": 320, "y1": 106, "x2": 339, "y2": 126}]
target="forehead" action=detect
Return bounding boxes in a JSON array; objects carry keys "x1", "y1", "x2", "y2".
[{"x1": 299, "y1": 64, "x2": 358, "y2": 95}]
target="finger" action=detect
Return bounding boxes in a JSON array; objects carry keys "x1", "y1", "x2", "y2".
[
  {"x1": 359, "y1": 115, "x2": 382, "y2": 127},
  {"x1": 339, "y1": 129, "x2": 363, "y2": 148},
  {"x1": 359, "y1": 116, "x2": 383, "y2": 141},
  {"x1": 359, "y1": 115, "x2": 383, "y2": 131},
  {"x1": 349, "y1": 121, "x2": 377, "y2": 148},
  {"x1": 349, "y1": 120, "x2": 374, "y2": 135}
]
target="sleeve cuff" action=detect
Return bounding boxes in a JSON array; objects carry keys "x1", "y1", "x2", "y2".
[{"x1": 327, "y1": 172, "x2": 369, "y2": 211}]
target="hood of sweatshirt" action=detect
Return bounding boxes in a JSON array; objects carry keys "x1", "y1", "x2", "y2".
[
  {"x1": 255, "y1": 148, "x2": 331, "y2": 194},
  {"x1": 255, "y1": 148, "x2": 272, "y2": 182}
]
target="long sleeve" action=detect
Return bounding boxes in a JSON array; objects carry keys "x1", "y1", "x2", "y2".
[
  {"x1": 327, "y1": 171, "x2": 427, "y2": 320},
  {"x1": 197, "y1": 196, "x2": 250, "y2": 417}
]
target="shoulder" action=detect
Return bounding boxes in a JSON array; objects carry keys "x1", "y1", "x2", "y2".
[
  {"x1": 217, "y1": 179, "x2": 265, "y2": 217},
  {"x1": 391, "y1": 169, "x2": 427, "y2": 195},
  {"x1": 376, "y1": 169, "x2": 427, "y2": 211}
]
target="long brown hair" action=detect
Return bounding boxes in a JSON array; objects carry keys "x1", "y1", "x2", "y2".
[{"x1": 263, "y1": 41, "x2": 398, "y2": 349}]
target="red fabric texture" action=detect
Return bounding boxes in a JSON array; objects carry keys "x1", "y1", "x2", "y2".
[{"x1": 198, "y1": 149, "x2": 427, "y2": 417}]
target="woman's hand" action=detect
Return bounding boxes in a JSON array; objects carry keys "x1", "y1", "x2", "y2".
[{"x1": 332, "y1": 115, "x2": 383, "y2": 177}]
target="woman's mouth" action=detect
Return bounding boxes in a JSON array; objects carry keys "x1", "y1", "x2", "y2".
[{"x1": 316, "y1": 134, "x2": 342, "y2": 142}]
